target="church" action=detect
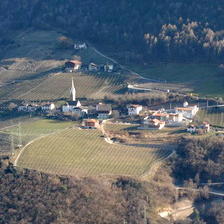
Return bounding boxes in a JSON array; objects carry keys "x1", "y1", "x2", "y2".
[{"x1": 62, "y1": 78, "x2": 88, "y2": 117}]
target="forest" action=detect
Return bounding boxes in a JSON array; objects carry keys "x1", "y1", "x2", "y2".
[
  {"x1": 173, "y1": 136, "x2": 224, "y2": 183},
  {"x1": 0, "y1": 157, "x2": 176, "y2": 224},
  {"x1": 0, "y1": 0, "x2": 224, "y2": 63}
]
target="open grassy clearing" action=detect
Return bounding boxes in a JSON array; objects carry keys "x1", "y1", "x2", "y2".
[
  {"x1": 17, "y1": 129, "x2": 172, "y2": 177},
  {"x1": 128, "y1": 63, "x2": 224, "y2": 97},
  {"x1": 197, "y1": 108, "x2": 224, "y2": 127},
  {"x1": 1, "y1": 119, "x2": 74, "y2": 147}
]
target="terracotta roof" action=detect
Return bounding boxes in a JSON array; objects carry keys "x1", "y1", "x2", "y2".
[
  {"x1": 128, "y1": 105, "x2": 142, "y2": 108},
  {"x1": 169, "y1": 113, "x2": 181, "y2": 117},
  {"x1": 153, "y1": 113, "x2": 168, "y2": 117},
  {"x1": 69, "y1": 60, "x2": 82, "y2": 64},
  {"x1": 175, "y1": 107, "x2": 193, "y2": 111},
  {"x1": 85, "y1": 119, "x2": 97, "y2": 123},
  {"x1": 152, "y1": 119, "x2": 165, "y2": 124}
]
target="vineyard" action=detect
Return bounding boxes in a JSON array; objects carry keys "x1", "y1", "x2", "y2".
[
  {"x1": 13, "y1": 72, "x2": 125, "y2": 101},
  {"x1": 16, "y1": 129, "x2": 172, "y2": 177},
  {"x1": 104, "y1": 123, "x2": 138, "y2": 133},
  {"x1": 197, "y1": 107, "x2": 224, "y2": 127},
  {"x1": 0, "y1": 29, "x2": 127, "y2": 102},
  {"x1": 1, "y1": 119, "x2": 74, "y2": 151}
]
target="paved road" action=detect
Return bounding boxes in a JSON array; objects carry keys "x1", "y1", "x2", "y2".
[
  {"x1": 176, "y1": 186, "x2": 224, "y2": 197},
  {"x1": 90, "y1": 46, "x2": 162, "y2": 83}
]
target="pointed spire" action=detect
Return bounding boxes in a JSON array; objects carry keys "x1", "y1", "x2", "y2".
[{"x1": 70, "y1": 77, "x2": 76, "y2": 101}]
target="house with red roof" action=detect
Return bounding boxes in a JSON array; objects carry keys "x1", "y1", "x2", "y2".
[
  {"x1": 127, "y1": 104, "x2": 143, "y2": 116},
  {"x1": 141, "y1": 117, "x2": 165, "y2": 130},
  {"x1": 65, "y1": 60, "x2": 82, "y2": 72}
]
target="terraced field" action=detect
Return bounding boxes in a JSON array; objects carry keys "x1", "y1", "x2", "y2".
[
  {"x1": 0, "y1": 29, "x2": 126, "y2": 102},
  {"x1": 13, "y1": 72, "x2": 124, "y2": 101},
  {"x1": 16, "y1": 129, "x2": 172, "y2": 177},
  {"x1": 197, "y1": 107, "x2": 224, "y2": 127}
]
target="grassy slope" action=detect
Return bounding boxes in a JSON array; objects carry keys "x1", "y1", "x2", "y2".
[
  {"x1": 3, "y1": 119, "x2": 74, "y2": 146},
  {"x1": 0, "y1": 29, "x2": 126, "y2": 101},
  {"x1": 197, "y1": 108, "x2": 224, "y2": 127},
  {"x1": 17, "y1": 129, "x2": 171, "y2": 177},
  {"x1": 128, "y1": 63, "x2": 224, "y2": 97}
]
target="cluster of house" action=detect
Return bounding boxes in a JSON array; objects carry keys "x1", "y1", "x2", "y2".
[
  {"x1": 187, "y1": 122, "x2": 210, "y2": 134},
  {"x1": 18, "y1": 102, "x2": 56, "y2": 113},
  {"x1": 64, "y1": 60, "x2": 115, "y2": 73},
  {"x1": 17, "y1": 77, "x2": 207, "y2": 133},
  {"x1": 17, "y1": 79, "x2": 112, "y2": 121},
  {"x1": 125, "y1": 101, "x2": 200, "y2": 130}
]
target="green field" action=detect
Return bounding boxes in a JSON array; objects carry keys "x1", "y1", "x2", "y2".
[
  {"x1": 17, "y1": 129, "x2": 171, "y2": 177},
  {"x1": 2, "y1": 119, "x2": 74, "y2": 147},
  {"x1": 129, "y1": 63, "x2": 224, "y2": 97},
  {"x1": 105, "y1": 123, "x2": 138, "y2": 133},
  {"x1": 197, "y1": 108, "x2": 224, "y2": 127}
]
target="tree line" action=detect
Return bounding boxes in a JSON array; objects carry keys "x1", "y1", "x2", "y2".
[
  {"x1": 0, "y1": 156, "x2": 175, "y2": 224},
  {"x1": 0, "y1": 0, "x2": 224, "y2": 63}
]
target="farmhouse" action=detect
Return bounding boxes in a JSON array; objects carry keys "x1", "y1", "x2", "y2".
[
  {"x1": 65, "y1": 60, "x2": 82, "y2": 72},
  {"x1": 18, "y1": 103, "x2": 38, "y2": 112},
  {"x1": 187, "y1": 124, "x2": 196, "y2": 133},
  {"x1": 41, "y1": 103, "x2": 55, "y2": 112},
  {"x1": 151, "y1": 111, "x2": 169, "y2": 121},
  {"x1": 74, "y1": 43, "x2": 87, "y2": 49},
  {"x1": 83, "y1": 119, "x2": 99, "y2": 129},
  {"x1": 96, "y1": 103, "x2": 112, "y2": 119},
  {"x1": 175, "y1": 102, "x2": 198, "y2": 118},
  {"x1": 88, "y1": 63, "x2": 100, "y2": 72},
  {"x1": 168, "y1": 113, "x2": 183, "y2": 122},
  {"x1": 62, "y1": 101, "x2": 81, "y2": 113},
  {"x1": 127, "y1": 104, "x2": 143, "y2": 116},
  {"x1": 199, "y1": 122, "x2": 210, "y2": 132},
  {"x1": 104, "y1": 64, "x2": 114, "y2": 72},
  {"x1": 141, "y1": 117, "x2": 165, "y2": 130}
]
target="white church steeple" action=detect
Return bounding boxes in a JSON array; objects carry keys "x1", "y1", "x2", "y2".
[{"x1": 70, "y1": 77, "x2": 76, "y2": 101}]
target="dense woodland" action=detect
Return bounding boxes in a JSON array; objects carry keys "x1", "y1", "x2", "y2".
[
  {"x1": 1, "y1": 0, "x2": 224, "y2": 63},
  {"x1": 173, "y1": 136, "x2": 224, "y2": 183},
  {"x1": 0, "y1": 157, "x2": 176, "y2": 224}
]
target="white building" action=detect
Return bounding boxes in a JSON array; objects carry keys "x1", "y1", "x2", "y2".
[
  {"x1": 18, "y1": 104, "x2": 38, "y2": 112},
  {"x1": 141, "y1": 117, "x2": 165, "y2": 130},
  {"x1": 62, "y1": 101, "x2": 82, "y2": 113},
  {"x1": 74, "y1": 43, "x2": 87, "y2": 49},
  {"x1": 62, "y1": 78, "x2": 87, "y2": 117},
  {"x1": 187, "y1": 125, "x2": 196, "y2": 133},
  {"x1": 175, "y1": 104, "x2": 198, "y2": 119},
  {"x1": 41, "y1": 103, "x2": 55, "y2": 112},
  {"x1": 96, "y1": 103, "x2": 112, "y2": 120},
  {"x1": 127, "y1": 105, "x2": 143, "y2": 116}
]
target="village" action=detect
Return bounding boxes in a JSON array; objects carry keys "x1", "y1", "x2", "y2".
[
  {"x1": 13, "y1": 41, "x2": 215, "y2": 137},
  {"x1": 15, "y1": 69, "x2": 211, "y2": 137}
]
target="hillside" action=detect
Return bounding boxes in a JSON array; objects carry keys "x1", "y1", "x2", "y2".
[
  {"x1": 1, "y1": 0, "x2": 224, "y2": 63},
  {"x1": 0, "y1": 157, "x2": 175, "y2": 224}
]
